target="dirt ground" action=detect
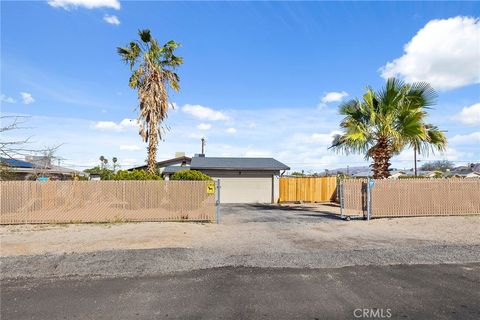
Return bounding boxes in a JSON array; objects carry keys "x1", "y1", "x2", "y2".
[{"x1": 1, "y1": 203, "x2": 479, "y2": 257}]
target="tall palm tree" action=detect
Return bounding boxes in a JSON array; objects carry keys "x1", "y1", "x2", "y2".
[
  {"x1": 99, "y1": 155, "x2": 106, "y2": 169},
  {"x1": 112, "y1": 157, "x2": 118, "y2": 172},
  {"x1": 330, "y1": 78, "x2": 447, "y2": 179},
  {"x1": 117, "y1": 29, "x2": 183, "y2": 174}
]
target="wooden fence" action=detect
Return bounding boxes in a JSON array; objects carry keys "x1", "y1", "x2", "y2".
[
  {"x1": 341, "y1": 179, "x2": 480, "y2": 218},
  {"x1": 279, "y1": 176, "x2": 337, "y2": 202},
  {"x1": 0, "y1": 181, "x2": 216, "y2": 224}
]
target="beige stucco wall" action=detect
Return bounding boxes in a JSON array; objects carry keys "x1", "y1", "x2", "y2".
[
  {"x1": 198, "y1": 170, "x2": 281, "y2": 203},
  {"x1": 216, "y1": 177, "x2": 273, "y2": 203}
]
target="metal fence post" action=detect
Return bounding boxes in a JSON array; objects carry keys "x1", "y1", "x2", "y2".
[
  {"x1": 216, "y1": 179, "x2": 221, "y2": 224},
  {"x1": 339, "y1": 180, "x2": 344, "y2": 219},
  {"x1": 367, "y1": 178, "x2": 372, "y2": 220}
]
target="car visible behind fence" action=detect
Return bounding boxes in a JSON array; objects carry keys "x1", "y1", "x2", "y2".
[{"x1": 0, "y1": 180, "x2": 217, "y2": 224}]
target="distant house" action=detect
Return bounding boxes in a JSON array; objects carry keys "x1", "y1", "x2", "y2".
[
  {"x1": 464, "y1": 171, "x2": 480, "y2": 179},
  {"x1": 0, "y1": 157, "x2": 86, "y2": 180},
  {"x1": 128, "y1": 152, "x2": 191, "y2": 174},
  {"x1": 352, "y1": 169, "x2": 406, "y2": 179}
]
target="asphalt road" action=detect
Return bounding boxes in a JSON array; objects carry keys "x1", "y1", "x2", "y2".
[{"x1": 2, "y1": 263, "x2": 479, "y2": 320}]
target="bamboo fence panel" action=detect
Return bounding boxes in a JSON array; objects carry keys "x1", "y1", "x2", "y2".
[
  {"x1": 342, "y1": 179, "x2": 367, "y2": 217},
  {"x1": 371, "y1": 179, "x2": 480, "y2": 218},
  {"x1": 0, "y1": 181, "x2": 216, "y2": 224},
  {"x1": 279, "y1": 177, "x2": 337, "y2": 202},
  {"x1": 341, "y1": 178, "x2": 480, "y2": 218}
]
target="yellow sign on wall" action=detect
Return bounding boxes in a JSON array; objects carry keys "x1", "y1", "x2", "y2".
[{"x1": 207, "y1": 183, "x2": 215, "y2": 194}]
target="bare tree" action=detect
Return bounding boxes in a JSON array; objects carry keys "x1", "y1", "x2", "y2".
[{"x1": 1, "y1": 116, "x2": 62, "y2": 180}]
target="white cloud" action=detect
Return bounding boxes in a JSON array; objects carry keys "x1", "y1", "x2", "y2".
[
  {"x1": 380, "y1": 16, "x2": 480, "y2": 91},
  {"x1": 321, "y1": 91, "x2": 348, "y2": 104},
  {"x1": 453, "y1": 103, "x2": 480, "y2": 125},
  {"x1": 318, "y1": 91, "x2": 348, "y2": 109},
  {"x1": 20, "y1": 92, "x2": 35, "y2": 104},
  {"x1": 119, "y1": 118, "x2": 139, "y2": 128},
  {"x1": 93, "y1": 121, "x2": 122, "y2": 131},
  {"x1": 103, "y1": 14, "x2": 120, "y2": 25},
  {"x1": 1, "y1": 94, "x2": 16, "y2": 104},
  {"x1": 182, "y1": 104, "x2": 229, "y2": 121},
  {"x1": 47, "y1": 0, "x2": 120, "y2": 10},
  {"x1": 120, "y1": 144, "x2": 142, "y2": 151},
  {"x1": 197, "y1": 123, "x2": 212, "y2": 130},
  {"x1": 289, "y1": 130, "x2": 343, "y2": 146},
  {"x1": 450, "y1": 132, "x2": 480, "y2": 144},
  {"x1": 92, "y1": 118, "x2": 139, "y2": 131},
  {"x1": 226, "y1": 127, "x2": 237, "y2": 134}
]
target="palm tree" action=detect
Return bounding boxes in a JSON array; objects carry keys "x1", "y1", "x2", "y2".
[
  {"x1": 99, "y1": 155, "x2": 106, "y2": 169},
  {"x1": 112, "y1": 157, "x2": 118, "y2": 172},
  {"x1": 330, "y1": 78, "x2": 447, "y2": 179},
  {"x1": 117, "y1": 29, "x2": 183, "y2": 174}
]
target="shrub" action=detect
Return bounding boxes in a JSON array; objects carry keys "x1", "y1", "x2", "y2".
[
  {"x1": 84, "y1": 166, "x2": 114, "y2": 180},
  {"x1": 170, "y1": 170, "x2": 212, "y2": 181},
  {"x1": 111, "y1": 169, "x2": 162, "y2": 180}
]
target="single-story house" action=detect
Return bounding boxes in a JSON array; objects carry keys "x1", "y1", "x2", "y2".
[
  {"x1": 0, "y1": 157, "x2": 87, "y2": 180},
  {"x1": 128, "y1": 152, "x2": 191, "y2": 174},
  {"x1": 162, "y1": 155, "x2": 290, "y2": 203},
  {"x1": 193, "y1": 156, "x2": 290, "y2": 203},
  {"x1": 464, "y1": 171, "x2": 480, "y2": 179}
]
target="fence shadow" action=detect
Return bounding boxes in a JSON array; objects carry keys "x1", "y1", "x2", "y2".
[{"x1": 243, "y1": 203, "x2": 343, "y2": 221}]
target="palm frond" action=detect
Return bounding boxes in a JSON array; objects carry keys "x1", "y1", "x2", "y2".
[{"x1": 138, "y1": 29, "x2": 151, "y2": 43}]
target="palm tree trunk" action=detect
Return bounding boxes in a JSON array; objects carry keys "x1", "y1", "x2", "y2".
[
  {"x1": 147, "y1": 123, "x2": 158, "y2": 175},
  {"x1": 370, "y1": 137, "x2": 392, "y2": 179}
]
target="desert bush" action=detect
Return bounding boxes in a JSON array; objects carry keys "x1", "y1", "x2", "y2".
[
  {"x1": 170, "y1": 170, "x2": 212, "y2": 181},
  {"x1": 111, "y1": 169, "x2": 162, "y2": 180}
]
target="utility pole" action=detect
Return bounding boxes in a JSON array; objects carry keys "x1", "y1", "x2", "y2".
[{"x1": 201, "y1": 137, "x2": 206, "y2": 155}]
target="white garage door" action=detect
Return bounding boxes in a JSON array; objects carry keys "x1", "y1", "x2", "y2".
[{"x1": 216, "y1": 177, "x2": 272, "y2": 203}]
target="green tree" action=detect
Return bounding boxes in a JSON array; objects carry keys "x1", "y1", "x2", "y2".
[
  {"x1": 117, "y1": 29, "x2": 183, "y2": 174},
  {"x1": 330, "y1": 78, "x2": 447, "y2": 179},
  {"x1": 420, "y1": 160, "x2": 454, "y2": 172},
  {"x1": 84, "y1": 166, "x2": 114, "y2": 180},
  {"x1": 111, "y1": 169, "x2": 162, "y2": 180},
  {"x1": 170, "y1": 170, "x2": 212, "y2": 181}
]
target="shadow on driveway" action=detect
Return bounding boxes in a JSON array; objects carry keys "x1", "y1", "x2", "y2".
[{"x1": 222, "y1": 203, "x2": 345, "y2": 223}]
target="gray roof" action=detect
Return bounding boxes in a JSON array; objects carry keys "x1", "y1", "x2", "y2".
[
  {"x1": 190, "y1": 157, "x2": 289, "y2": 171},
  {"x1": 163, "y1": 165, "x2": 190, "y2": 174}
]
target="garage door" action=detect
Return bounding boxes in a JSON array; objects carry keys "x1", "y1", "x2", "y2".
[{"x1": 216, "y1": 177, "x2": 272, "y2": 203}]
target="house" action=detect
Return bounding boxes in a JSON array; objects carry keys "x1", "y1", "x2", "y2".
[
  {"x1": 128, "y1": 152, "x2": 191, "y2": 174},
  {"x1": 161, "y1": 155, "x2": 290, "y2": 203},
  {"x1": 464, "y1": 171, "x2": 480, "y2": 179},
  {"x1": 0, "y1": 157, "x2": 86, "y2": 180}
]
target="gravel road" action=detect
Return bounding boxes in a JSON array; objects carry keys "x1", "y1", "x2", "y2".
[{"x1": 1, "y1": 204, "x2": 479, "y2": 279}]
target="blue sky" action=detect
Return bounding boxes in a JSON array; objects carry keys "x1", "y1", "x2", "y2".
[{"x1": 1, "y1": 1, "x2": 479, "y2": 172}]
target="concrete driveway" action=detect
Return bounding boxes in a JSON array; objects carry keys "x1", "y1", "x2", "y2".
[{"x1": 220, "y1": 203, "x2": 343, "y2": 224}]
